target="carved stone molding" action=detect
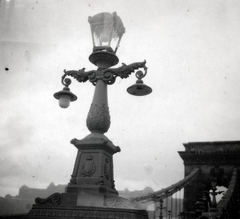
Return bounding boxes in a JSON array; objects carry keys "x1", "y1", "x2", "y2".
[
  {"x1": 69, "y1": 174, "x2": 77, "y2": 185},
  {"x1": 35, "y1": 193, "x2": 62, "y2": 206},
  {"x1": 104, "y1": 157, "x2": 110, "y2": 180},
  {"x1": 81, "y1": 155, "x2": 96, "y2": 177},
  {"x1": 28, "y1": 206, "x2": 148, "y2": 219}
]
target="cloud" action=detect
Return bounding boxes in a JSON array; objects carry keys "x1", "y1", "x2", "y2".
[
  {"x1": 0, "y1": 116, "x2": 35, "y2": 149},
  {"x1": 143, "y1": 164, "x2": 154, "y2": 176},
  {"x1": 0, "y1": 115, "x2": 37, "y2": 196},
  {"x1": 1, "y1": 0, "x2": 240, "y2": 199}
]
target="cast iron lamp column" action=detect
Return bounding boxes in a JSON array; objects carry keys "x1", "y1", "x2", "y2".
[
  {"x1": 209, "y1": 177, "x2": 224, "y2": 208},
  {"x1": 53, "y1": 12, "x2": 152, "y2": 207}
]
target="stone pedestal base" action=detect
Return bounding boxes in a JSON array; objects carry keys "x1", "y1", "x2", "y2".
[
  {"x1": 27, "y1": 204, "x2": 148, "y2": 219},
  {"x1": 66, "y1": 133, "x2": 120, "y2": 196},
  {"x1": 66, "y1": 183, "x2": 118, "y2": 196},
  {"x1": 27, "y1": 192, "x2": 148, "y2": 219}
]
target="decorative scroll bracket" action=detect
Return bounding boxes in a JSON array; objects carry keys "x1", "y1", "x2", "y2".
[
  {"x1": 35, "y1": 193, "x2": 62, "y2": 206},
  {"x1": 61, "y1": 60, "x2": 147, "y2": 86}
]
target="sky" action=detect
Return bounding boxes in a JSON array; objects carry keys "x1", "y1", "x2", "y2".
[{"x1": 0, "y1": 0, "x2": 240, "y2": 197}]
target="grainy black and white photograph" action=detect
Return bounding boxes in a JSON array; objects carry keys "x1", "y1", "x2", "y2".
[{"x1": 1, "y1": 0, "x2": 240, "y2": 218}]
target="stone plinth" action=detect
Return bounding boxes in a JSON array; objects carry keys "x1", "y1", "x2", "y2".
[
  {"x1": 27, "y1": 205, "x2": 148, "y2": 219},
  {"x1": 27, "y1": 192, "x2": 148, "y2": 219},
  {"x1": 65, "y1": 132, "x2": 120, "y2": 197},
  {"x1": 26, "y1": 133, "x2": 148, "y2": 219}
]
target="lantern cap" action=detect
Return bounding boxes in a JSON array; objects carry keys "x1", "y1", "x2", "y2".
[
  {"x1": 127, "y1": 79, "x2": 152, "y2": 96},
  {"x1": 54, "y1": 87, "x2": 77, "y2": 102}
]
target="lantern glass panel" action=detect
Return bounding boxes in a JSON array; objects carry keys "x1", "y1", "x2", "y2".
[
  {"x1": 59, "y1": 95, "x2": 70, "y2": 108},
  {"x1": 89, "y1": 12, "x2": 125, "y2": 52}
]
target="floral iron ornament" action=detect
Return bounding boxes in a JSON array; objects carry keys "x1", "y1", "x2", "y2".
[
  {"x1": 61, "y1": 60, "x2": 148, "y2": 86},
  {"x1": 55, "y1": 60, "x2": 151, "y2": 109}
]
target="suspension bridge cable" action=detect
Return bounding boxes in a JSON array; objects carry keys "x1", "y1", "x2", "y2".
[{"x1": 134, "y1": 168, "x2": 200, "y2": 202}]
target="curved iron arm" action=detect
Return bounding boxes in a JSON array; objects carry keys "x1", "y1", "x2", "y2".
[
  {"x1": 135, "y1": 68, "x2": 147, "y2": 80},
  {"x1": 103, "y1": 60, "x2": 147, "y2": 80},
  {"x1": 60, "y1": 60, "x2": 147, "y2": 86},
  {"x1": 61, "y1": 68, "x2": 97, "y2": 86}
]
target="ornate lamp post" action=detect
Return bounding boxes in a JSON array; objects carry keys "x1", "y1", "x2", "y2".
[
  {"x1": 209, "y1": 177, "x2": 224, "y2": 208},
  {"x1": 54, "y1": 12, "x2": 151, "y2": 207},
  {"x1": 158, "y1": 199, "x2": 165, "y2": 219},
  {"x1": 168, "y1": 210, "x2": 172, "y2": 219},
  {"x1": 28, "y1": 12, "x2": 152, "y2": 218}
]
